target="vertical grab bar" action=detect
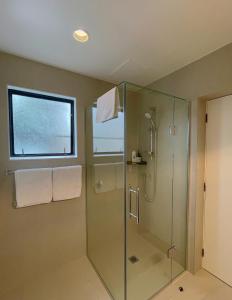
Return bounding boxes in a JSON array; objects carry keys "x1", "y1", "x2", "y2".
[
  {"x1": 137, "y1": 187, "x2": 140, "y2": 224},
  {"x1": 128, "y1": 186, "x2": 140, "y2": 224}
]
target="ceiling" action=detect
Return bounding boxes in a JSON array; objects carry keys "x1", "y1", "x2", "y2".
[{"x1": 1, "y1": 0, "x2": 232, "y2": 86}]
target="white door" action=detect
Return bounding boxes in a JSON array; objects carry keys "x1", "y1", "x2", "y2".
[{"x1": 203, "y1": 95, "x2": 232, "y2": 286}]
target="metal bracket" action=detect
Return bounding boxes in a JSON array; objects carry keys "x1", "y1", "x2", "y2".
[
  {"x1": 169, "y1": 125, "x2": 176, "y2": 136},
  {"x1": 202, "y1": 248, "x2": 205, "y2": 257},
  {"x1": 167, "y1": 245, "x2": 176, "y2": 259}
]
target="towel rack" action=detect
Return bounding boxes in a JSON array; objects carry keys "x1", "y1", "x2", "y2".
[
  {"x1": 5, "y1": 169, "x2": 15, "y2": 176},
  {"x1": 5, "y1": 165, "x2": 85, "y2": 176}
]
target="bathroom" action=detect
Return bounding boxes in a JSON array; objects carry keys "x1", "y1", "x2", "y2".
[{"x1": 1, "y1": 1, "x2": 232, "y2": 300}]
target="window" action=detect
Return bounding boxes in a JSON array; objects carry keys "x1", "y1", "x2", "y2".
[
  {"x1": 8, "y1": 87, "x2": 76, "y2": 158},
  {"x1": 92, "y1": 107, "x2": 124, "y2": 154}
]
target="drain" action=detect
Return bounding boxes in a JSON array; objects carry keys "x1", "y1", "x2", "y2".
[
  {"x1": 128, "y1": 256, "x2": 139, "y2": 264},
  {"x1": 179, "y1": 286, "x2": 184, "y2": 292}
]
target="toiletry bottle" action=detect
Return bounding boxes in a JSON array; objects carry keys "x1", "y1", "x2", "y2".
[
  {"x1": 132, "y1": 150, "x2": 137, "y2": 163},
  {"x1": 136, "y1": 152, "x2": 142, "y2": 163}
]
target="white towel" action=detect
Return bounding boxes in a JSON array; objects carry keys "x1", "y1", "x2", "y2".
[
  {"x1": 15, "y1": 168, "x2": 53, "y2": 208},
  {"x1": 52, "y1": 166, "x2": 82, "y2": 201},
  {"x1": 96, "y1": 87, "x2": 120, "y2": 123}
]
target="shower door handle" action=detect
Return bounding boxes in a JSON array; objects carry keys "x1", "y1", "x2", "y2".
[{"x1": 128, "y1": 186, "x2": 140, "y2": 224}]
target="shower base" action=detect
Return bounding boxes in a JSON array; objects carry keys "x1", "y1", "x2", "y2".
[{"x1": 89, "y1": 232, "x2": 184, "y2": 300}]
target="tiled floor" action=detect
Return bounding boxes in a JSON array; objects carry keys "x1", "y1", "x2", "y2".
[
  {"x1": 2, "y1": 257, "x2": 232, "y2": 300},
  {"x1": 152, "y1": 269, "x2": 232, "y2": 300},
  {"x1": 1, "y1": 256, "x2": 110, "y2": 300}
]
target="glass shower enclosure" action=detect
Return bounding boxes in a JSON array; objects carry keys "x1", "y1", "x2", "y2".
[{"x1": 86, "y1": 82, "x2": 189, "y2": 300}]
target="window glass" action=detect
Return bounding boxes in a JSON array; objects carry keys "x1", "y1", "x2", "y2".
[
  {"x1": 9, "y1": 88, "x2": 75, "y2": 157},
  {"x1": 92, "y1": 107, "x2": 124, "y2": 154}
]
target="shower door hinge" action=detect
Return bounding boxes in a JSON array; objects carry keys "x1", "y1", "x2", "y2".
[
  {"x1": 203, "y1": 182, "x2": 206, "y2": 192},
  {"x1": 167, "y1": 245, "x2": 176, "y2": 259},
  {"x1": 202, "y1": 248, "x2": 205, "y2": 257},
  {"x1": 205, "y1": 114, "x2": 208, "y2": 123},
  {"x1": 169, "y1": 125, "x2": 176, "y2": 136}
]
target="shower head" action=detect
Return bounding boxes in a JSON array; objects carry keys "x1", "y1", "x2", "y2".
[
  {"x1": 145, "y1": 112, "x2": 155, "y2": 128},
  {"x1": 145, "y1": 112, "x2": 152, "y2": 119}
]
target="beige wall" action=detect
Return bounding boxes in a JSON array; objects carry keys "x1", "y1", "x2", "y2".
[
  {"x1": 2, "y1": 39, "x2": 232, "y2": 294},
  {"x1": 148, "y1": 42, "x2": 232, "y2": 273},
  {"x1": 0, "y1": 52, "x2": 112, "y2": 296}
]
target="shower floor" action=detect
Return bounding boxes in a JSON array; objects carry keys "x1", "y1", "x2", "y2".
[
  {"x1": 127, "y1": 232, "x2": 184, "y2": 300},
  {"x1": 88, "y1": 231, "x2": 184, "y2": 300}
]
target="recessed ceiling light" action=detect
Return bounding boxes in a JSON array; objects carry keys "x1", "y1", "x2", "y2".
[{"x1": 73, "y1": 29, "x2": 89, "y2": 43}]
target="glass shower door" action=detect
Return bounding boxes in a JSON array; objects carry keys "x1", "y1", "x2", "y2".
[
  {"x1": 171, "y1": 98, "x2": 189, "y2": 279},
  {"x1": 86, "y1": 84, "x2": 126, "y2": 300},
  {"x1": 125, "y1": 84, "x2": 175, "y2": 300}
]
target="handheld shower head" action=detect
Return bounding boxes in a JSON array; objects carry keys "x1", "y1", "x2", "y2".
[
  {"x1": 145, "y1": 112, "x2": 155, "y2": 128},
  {"x1": 145, "y1": 112, "x2": 152, "y2": 119}
]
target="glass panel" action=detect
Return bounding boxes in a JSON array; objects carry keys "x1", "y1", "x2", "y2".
[
  {"x1": 86, "y1": 84, "x2": 125, "y2": 300},
  {"x1": 92, "y1": 107, "x2": 124, "y2": 154},
  {"x1": 172, "y1": 99, "x2": 189, "y2": 278},
  {"x1": 126, "y1": 84, "x2": 174, "y2": 300},
  {"x1": 85, "y1": 82, "x2": 189, "y2": 300},
  {"x1": 12, "y1": 94, "x2": 72, "y2": 155}
]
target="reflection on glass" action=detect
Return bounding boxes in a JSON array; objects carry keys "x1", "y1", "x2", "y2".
[
  {"x1": 86, "y1": 84, "x2": 125, "y2": 300},
  {"x1": 92, "y1": 107, "x2": 124, "y2": 154}
]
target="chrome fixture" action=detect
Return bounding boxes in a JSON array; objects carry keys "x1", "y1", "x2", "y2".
[
  {"x1": 128, "y1": 185, "x2": 140, "y2": 224},
  {"x1": 145, "y1": 112, "x2": 155, "y2": 128},
  {"x1": 144, "y1": 111, "x2": 157, "y2": 159}
]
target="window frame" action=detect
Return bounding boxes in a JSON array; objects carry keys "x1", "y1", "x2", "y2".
[{"x1": 8, "y1": 87, "x2": 76, "y2": 159}]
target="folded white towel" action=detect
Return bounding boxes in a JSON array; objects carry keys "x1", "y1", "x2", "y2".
[
  {"x1": 52, "y1": 166, "x2": 82, "y2": 201},
  {"x1": 96, "y1": 87, "x2": 120, "y2": 123},
  {"x1": 15, "y1": 168, "x2": 53, "y2": 208}
]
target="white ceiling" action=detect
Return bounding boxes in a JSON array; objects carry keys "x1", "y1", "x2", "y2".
[{"x1": 1, "y1": 0, "x2": 232, "y2": 86}]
